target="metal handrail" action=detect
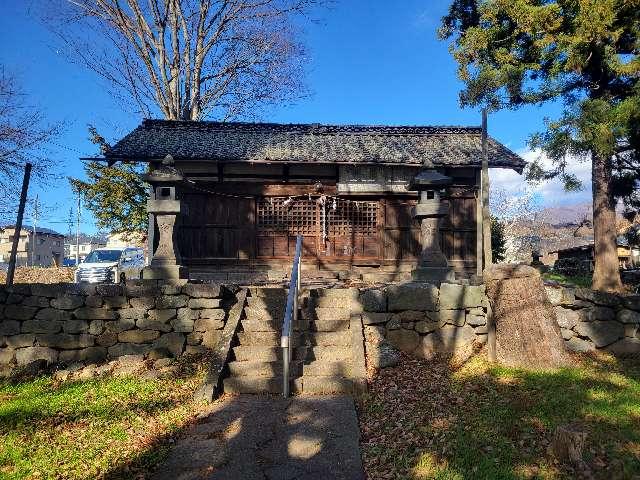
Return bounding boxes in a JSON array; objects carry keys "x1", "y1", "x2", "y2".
[{"x1": 281, "y1": 235, "x2": 303, "y2": 397}]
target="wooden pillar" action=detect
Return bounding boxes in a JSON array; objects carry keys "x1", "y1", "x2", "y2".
[
  {"x1": 481, "y1": 109, "x2": 492, "y2": 267},
  {"x1": 476, "y1": 169, "x2": 483, "y2": 277}
]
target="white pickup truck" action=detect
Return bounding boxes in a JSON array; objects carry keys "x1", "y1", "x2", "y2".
[{"x1": 75, "y1": 247, "x2": 145, "y2": 284}]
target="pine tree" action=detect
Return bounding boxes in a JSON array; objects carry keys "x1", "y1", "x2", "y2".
[{"x1": 439, "y1": 0, "x2": 639, "y2": 292}]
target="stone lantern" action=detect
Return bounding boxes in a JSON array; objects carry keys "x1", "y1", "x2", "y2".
[
  {"x1": 142, "y1": 156, "x2": 189, "y2": 280},
  {"x1": 409, "y1": 170, "x2": 455, "y2": 283}
]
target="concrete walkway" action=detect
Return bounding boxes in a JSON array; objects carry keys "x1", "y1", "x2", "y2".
[{"x1": 151, "y1": 395, "x2": 365, "y2": 480}]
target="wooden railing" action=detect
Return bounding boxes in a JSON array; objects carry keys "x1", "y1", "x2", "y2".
[{"x1": 280, "y1": 235, "x2": 302, "y2": 397}]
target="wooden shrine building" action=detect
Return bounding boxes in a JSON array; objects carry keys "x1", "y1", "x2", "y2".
[{"x1": 102, "y1": 120, "x2": 525, "y2": 283}]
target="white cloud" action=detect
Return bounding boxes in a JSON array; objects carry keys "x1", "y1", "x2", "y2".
[{"x1": 490, "y1": 149, "x2": 592, "y2": 208}]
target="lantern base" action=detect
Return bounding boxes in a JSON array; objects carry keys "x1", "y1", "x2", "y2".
[
  {"x1": 411, "y1": 267, "x2": 455, "y2": 283},
  {"x1": 142, "y1": 265, "x2": 189, "y2": 280}
]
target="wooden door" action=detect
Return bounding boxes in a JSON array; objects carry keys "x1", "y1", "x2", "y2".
[
  {"x1": 179, "y1": 193, "x2": 254, "y2": 261},
  {"x1": 439, "y1": 188, "x2": 477, "y2": 271}
]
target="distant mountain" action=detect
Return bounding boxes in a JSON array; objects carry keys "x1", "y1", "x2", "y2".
[{"x1": 541, "y1": 203, "x2": 592, "y2": 226}]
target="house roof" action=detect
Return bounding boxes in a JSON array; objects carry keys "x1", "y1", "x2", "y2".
[
  {"x1": 550, "y1": 235, "x2": 630, "y2": 254},
  {"x1": 1, "y1": 225, "x2": 64, "y2": 237},
  {"x1": 103, "y1": 120, "x2": 526, "y2": 171}
]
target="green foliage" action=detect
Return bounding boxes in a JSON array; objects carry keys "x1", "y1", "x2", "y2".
[
  {"x1": 70, "y1": 125, "x2": 148, "y2": 234},
  {"x1": 439, "y1": 0, "x2": 640, "y2": 207},
  {"x1": 490, "y1": 215, "x2": 507, "y2": 262},
  {"x1": 70, "y1": 161, "x2": 148, "y2": 235},
  {"x1": 0, "y1": 372, "x2": 200, "y2": 479},
  {"x1": 542, "y1": 271, "x2": 593, "y2": 288}
]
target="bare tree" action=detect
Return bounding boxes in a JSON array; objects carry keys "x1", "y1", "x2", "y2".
[
  {"x1": 0, "y1": 67, "x2": 60, "y2": 214},
  {"x1": 490, "y1": 187, "x2": 549, "y2": 263},
  {"x1": 46, "y1": 0, "x2": 321, "y2": 120}
]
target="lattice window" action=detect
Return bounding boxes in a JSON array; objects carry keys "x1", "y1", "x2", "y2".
[
  {"x1": 257, "y1": 197, "x2": 378, "y2": 237},
  {"x1": 257, "y1": 198, "x2": 317, "y2": 236},
  {"x1": 328, "y1": 201, "x2": 378, "y2": 235}
]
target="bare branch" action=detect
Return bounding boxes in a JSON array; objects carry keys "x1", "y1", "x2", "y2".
[{"x1": 44, "y1": 0, "x2": 321, "y2": 120}]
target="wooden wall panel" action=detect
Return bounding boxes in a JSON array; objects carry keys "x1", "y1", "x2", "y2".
[{"x1": 180, "y1": 193, "x2": 253, "y2": 260}]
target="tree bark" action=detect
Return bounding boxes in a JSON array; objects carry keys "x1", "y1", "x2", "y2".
[{"x1": 592, "y1": 153, "x2": 622, "y2": 292}]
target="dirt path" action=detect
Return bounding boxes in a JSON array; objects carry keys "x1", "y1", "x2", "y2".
[{"x1": 151, "y1": 395, "x2": 365, "y2": 480}]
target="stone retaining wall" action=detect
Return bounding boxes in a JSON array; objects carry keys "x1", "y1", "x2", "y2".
[
  {"x1": 545, "y1": 285, "x2": 640, "y2": 355},
  {"x1": 356, "y1": 282, "x2": 488, "y2": 367},
  {"x1": 0, "y1": 281, "x2": 237, "y2": 374}
]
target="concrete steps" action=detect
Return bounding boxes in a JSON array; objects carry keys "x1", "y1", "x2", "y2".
[{"x1": 223, "y1": 287, "x2": 362, "y2": 397}]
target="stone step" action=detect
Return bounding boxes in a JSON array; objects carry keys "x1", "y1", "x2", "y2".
[
  {"x1": 311, "y1": 288, "x2": 359, "y2": 300},
  {"x1": 248, "y1": 287, "x2": 288, "y2": 298},
  {"x1": 246, "y1": 296, "x2": 287, "y2": 309},
  {"x1": 305, "y1": 346, "x2": 351, "y2": 361},
  {"x1": 304, "y1": 331, "x2": 351, "y2": 346},
  {"x1": 302, "y1": 360, "x2": 352, "y2": 377},
  {"x1": 241, "y1": 319, "x2": 309, "y2": 333},
  {"x1": 304, "y1": 296, "x2": 360, "y2": 310},
  {"x1": 293, "y1": 376, "x2": 354, "y2": 395},
  {"x1": 302, "y1": 307, "x2": 351, "y2": 321},
  {"x1": 228, "y1": 360, "x2": 302, "y2": 377},
  {"x1": 233, "y1": 345, "x2": 309, "y2": 362},
  {"x1": 244, "y1": 306, "x2": 285, "y2": 322},
  {"x1": 223, "y1": 376, "x2": 285, "y2": 394},
  {"x1": 237, "y1": 331, "x2": 303, "y2": 346},
  {"x1": 309, "y1": 319, "x2": 350, "y2": 332}
]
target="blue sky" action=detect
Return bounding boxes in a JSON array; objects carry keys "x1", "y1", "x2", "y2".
[{"x1": 0, "y1": 0, "x2": 591, "y2": 234}]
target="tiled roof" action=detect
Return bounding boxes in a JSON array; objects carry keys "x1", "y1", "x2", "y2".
[
  {"x1": 1, "y1": 225, "x2": 64, "y2": 236},
  {"x1": 105, "y1": 120, "x2": 525, "y2": 171}
]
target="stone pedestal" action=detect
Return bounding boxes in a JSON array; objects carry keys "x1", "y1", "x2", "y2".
[
  {"x1": 143, "y1": 199, "x2": 189, "y2": 280},
  {"x1": 142, "y1": 158, "x2": 189, "y2": 280},
  {"x1": 409, "y1": 171, "x2": 455, "y2": 283}
]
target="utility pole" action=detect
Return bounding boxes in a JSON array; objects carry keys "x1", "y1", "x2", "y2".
[
  {"x1": 31, "y1": 194, "x2": 39, "y2": 267},
  {"x1": 6, "y1": 163, "x2": 32, "y2": 286},
  {"x1": 75, "y1": 193, "x2": 82, "y2": 266}
]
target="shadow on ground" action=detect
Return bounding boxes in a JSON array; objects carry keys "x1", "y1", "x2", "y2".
[
  {"x1": 358, "y1": 351, "x2": 640, "y2": 480},
  {"x1": 104, "y1": 394, "x2": 364, "y2": 480}
]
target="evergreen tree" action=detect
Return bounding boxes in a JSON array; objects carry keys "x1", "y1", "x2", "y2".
[
  {"x1": 491, "y1": 215, "x2": 507, "y2": 263},
  {"x1": 70, "y1": 126, "x2": 147, "y2": 234},
  {"x1": 439, "y1": 0, "x2": 639, "y2": 292}
]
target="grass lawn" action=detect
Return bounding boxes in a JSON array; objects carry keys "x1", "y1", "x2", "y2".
[
  {"x1": 542, "y1": 272, "x2": 592, "y2": 288},
  {"x1": 359, "y1": 353, "x2": 640, "y2": 479},
  {"x1": 0, "y1": 361, "x2": 209, "y2": 479}
]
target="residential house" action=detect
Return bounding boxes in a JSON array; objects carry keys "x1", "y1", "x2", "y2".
[
  {"x1": 65, "y1": 241, "x2": 107, "y2": 262},
  {"x1": 0, "y1": 226, "x2": 65, "y2": 267}
]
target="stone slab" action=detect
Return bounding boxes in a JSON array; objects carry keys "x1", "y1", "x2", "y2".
[{"x1": 150, "y1": 395, "x2": 364, "y2": 480}]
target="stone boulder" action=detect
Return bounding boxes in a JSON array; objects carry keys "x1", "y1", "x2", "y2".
[
  {"x1": 555, "y1": 307, "x2": 580, "y2": 330},
  {"x1": 617, "y1": 309, "x2": 640, "y2": 324},
  {"x1": 414, "y1": 324, "x2": 476, "y2": 359},
  {"x1": 575, "y1": 288, "x2": 620, "y2": 307},
  {"x1": 574, "y1": 321, "x2": 624, "y2": 348},
  {"x1": 358, "y1": 289, "x2": 387, "y2": 312},
  {"x1": 386, "y1": 328, "x2": 420, "y2": 353},
  {"x1": 439, "y1": 283, "x2": 485, "y2": 310},
  {"x1": 565, "y1": 336, "x2": 595, "y2": 353},
  {"x1": 361, "y1": 312, "x2": 391, "y2": 325},
  {"x1": 16, "y1": 346, "x2": 58, "y2": 366},
  {"x1": 386, "y1": 283, "x2": 438, "y2": 311},
  {"x1": 606, "y1": 338, "x2": 640, "y2": 357}
]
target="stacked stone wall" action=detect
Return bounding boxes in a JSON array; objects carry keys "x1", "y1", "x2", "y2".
[
  {"x1": 545, "y1": 285, "x2": 640, "y2": 355},
  {"x1": 0, "y1": 281, "x2": 236, "y2": 373},
  {"x1": 356, "y1": 282, "x2": 488, "y2": 367}
]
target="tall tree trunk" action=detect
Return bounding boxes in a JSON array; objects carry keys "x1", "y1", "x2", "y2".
[{"x1": 592, "y1": 153, "x2": 622, "y2": 292}]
